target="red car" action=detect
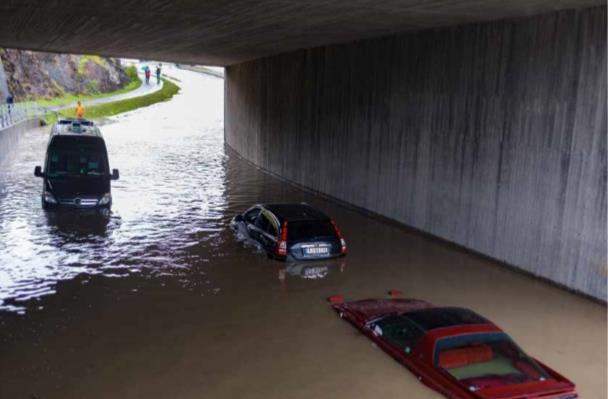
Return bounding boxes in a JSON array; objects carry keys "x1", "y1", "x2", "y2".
[{"x1": 328, "y1": 295, "x2": 577, "y2": 399}]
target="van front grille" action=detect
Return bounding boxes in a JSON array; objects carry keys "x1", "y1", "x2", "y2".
[{"x1": 58, "y1": 197, "x2": 99, "y2": 207}]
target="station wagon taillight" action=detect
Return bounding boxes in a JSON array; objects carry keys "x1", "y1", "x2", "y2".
[
  {"x1": 331, "y1": 219, "x2": 347, "y2": 254},
  {"x1": 276, "y1": 221, "x2": 288, "y2": 256}
]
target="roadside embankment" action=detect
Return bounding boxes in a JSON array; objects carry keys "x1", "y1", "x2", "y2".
[
  {"x1": 38, "y1": 66, "x2": 141, "y2": 108},
  {"x1": 50, "y1": 78, "x2": 180, "y2": 121}
]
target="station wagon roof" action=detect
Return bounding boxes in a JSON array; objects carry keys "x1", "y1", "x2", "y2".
[{"x1": 262, "y1": 203, "x2": 329, "y2": 222}]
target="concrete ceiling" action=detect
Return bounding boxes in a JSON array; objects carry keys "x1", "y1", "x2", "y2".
[{"x1": 0, "y1": 0, "x2": 603, "y2": 65}]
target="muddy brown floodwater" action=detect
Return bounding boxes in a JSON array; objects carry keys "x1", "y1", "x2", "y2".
[{"x1": 0, "y1": 68, "x2": 605, "y2": 399}]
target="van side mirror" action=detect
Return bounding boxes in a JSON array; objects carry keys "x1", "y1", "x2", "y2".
[
  {"x1": 111, "y1": 169, "x2": 120, "y2": 180},
  {"x1": 34, "y1": 166, "x2": 44, "y2": 177}
]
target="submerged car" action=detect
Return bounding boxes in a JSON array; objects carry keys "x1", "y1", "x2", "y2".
[
  {"x1": 231, "y1": 203, "x2": 347, "y2": 261},
  {"x1": 34, "y1": 119, "x2": 119, "y2": 209},
  {"x1": 329, "y1": 295, "x2": 577, "y2": 399}
]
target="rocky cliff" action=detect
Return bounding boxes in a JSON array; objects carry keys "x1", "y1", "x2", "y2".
[{"x1": 0, "y1": 49, "x2": 129, "y2": 101}]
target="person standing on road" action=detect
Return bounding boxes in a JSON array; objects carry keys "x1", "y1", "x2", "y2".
[
  {"x1": 156, "y1": 64, "x2": 162, "y2": 85},
  {"x1": 6, "y1": 92, "x2": 14, "y2": 114},
  {"x1": 75, "y1": 100, "x2": 85, "y2": 119},
  {"x1": 4, "y1": 92, "x2": 14, "y2": 126},
  {"x1": 145, "y1": 66, "x2": 151, "y2": 85}
]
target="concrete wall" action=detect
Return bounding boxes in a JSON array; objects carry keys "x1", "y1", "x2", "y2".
[
  {"x1": 225, "y1": 7, "x2": 607, "y2": 300},
  {"x1": 0, "y1": 119, "x2": 39, "y2": 165}
]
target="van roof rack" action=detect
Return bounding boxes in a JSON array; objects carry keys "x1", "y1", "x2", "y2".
[
  {"x1": 57, "y1": 118, "x2": 94, "y2": 126},
  {"x1": 52, "y1": 118, "x2": 102, "y2": 137}
]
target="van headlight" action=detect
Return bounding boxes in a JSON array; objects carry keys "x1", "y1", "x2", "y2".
[
  {"x1": 98, "y1": 193, "x2": 111, "y2": 205},
  {"x1": 43, "y1": 191, "x2": 57, "y2": 204}
]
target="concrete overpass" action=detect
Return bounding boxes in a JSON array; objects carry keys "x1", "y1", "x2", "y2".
[
  {"x1": 0, "y1": 0, "x2": 603, "y2": 65},
  {"x1": 0, "y1": 1, "x2": 605, "y2": 300}
]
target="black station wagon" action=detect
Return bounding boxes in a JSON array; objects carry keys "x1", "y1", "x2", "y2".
[{"x1": 231, "y1": 203, "x2": 347, "y2": 261}]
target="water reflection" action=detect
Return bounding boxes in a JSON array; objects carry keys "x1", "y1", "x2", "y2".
[
  {"x1": 45, "y1": 209, "x2": 113, "y2": 238},
  {"x1": 285, "y1": 261, "x2": 346, "y2": 280},
  {"x1": 277, "y1": 260, "x2": 347, "y2": 290}
]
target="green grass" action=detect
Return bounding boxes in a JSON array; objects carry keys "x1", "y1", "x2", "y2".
[
  {"x1": 46, "y1": 78, "x2": 180, "y2": 123},
  {"x1": 38, "y1": 66, "x2": 142, "y2": 107},
  {"x1": 78, "y1": 55, "x2": 107, "y2": 75}
]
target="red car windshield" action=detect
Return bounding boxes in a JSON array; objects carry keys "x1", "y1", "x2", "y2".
[{"x1": 434, "y1": 332, "x2": 550, "y2": 391}]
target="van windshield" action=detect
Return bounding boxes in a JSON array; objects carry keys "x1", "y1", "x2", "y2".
[{"x1": 47, "y1": 138, "x2": 107, "y2": 178}]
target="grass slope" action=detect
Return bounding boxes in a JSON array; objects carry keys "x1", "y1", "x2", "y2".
[{"x1": 52, "y1": 78, "x2": 180, "y2": 121}]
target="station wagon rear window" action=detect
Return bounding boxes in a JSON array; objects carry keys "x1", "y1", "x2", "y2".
[{"x1": 287, "y1": 220, "x2": 336, "y2": 241}]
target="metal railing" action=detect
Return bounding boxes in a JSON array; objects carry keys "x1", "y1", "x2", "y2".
[{"x1": 0, "y1": 102, "x2": 46, "y2": 130}]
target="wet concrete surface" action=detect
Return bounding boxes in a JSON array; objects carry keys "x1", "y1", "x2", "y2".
[{"x1": 0, "y1": 68, "x2": 605, "y2": 398}]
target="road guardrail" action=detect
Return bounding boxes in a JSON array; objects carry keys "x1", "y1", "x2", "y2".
[{"x1": 0, "y1": 102, "x2": 46, "y2": 130}]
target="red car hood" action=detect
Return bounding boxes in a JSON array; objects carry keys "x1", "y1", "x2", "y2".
[{"x1": 477, "y1": 379, "x2": 576, "y2": 398}]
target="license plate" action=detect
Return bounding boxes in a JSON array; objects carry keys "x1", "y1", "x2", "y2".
[{"x1": 304, "y1": 247, "x2": 329, "y2": 255}]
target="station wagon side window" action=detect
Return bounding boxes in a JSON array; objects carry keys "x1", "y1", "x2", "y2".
[
  {"x1": 265, "y1": 216, "x2": 278, "y2": 238},
  {"x1": 244, "y1": 208, "x2": 261, "y2": 224},
  {"x1": 255, "y1": 212, "x2": 278, "y2": 239},
  {"x1": 254, "y1": 212, "x2": 270, "y2": 232}
]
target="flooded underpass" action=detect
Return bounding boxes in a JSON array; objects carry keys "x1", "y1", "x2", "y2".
[{"x1": 0, "y1": 68, "x2": 605, "y2": 398}]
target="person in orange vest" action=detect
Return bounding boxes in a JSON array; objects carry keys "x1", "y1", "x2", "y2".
[{"x1": 75, "y1": 100, "x2": 85, "y2": 118}]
